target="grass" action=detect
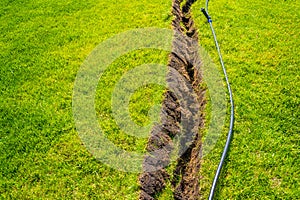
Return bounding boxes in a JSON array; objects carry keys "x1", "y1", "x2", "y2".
[
  {"x1": 193, "y1": 1, "x2": 300, "y2": 199},
  {"x1": 0, "y1": 0, "x2": 299, "y2": 199}
]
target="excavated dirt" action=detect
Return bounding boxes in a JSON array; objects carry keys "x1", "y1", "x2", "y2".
[{"x1": 139, "y1": 0, "x2": 205, "y2": 199}]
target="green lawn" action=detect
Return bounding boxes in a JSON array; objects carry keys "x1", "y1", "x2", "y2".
[{"x1": 0, "y1": 0, "x2": 299, "y2": 199}]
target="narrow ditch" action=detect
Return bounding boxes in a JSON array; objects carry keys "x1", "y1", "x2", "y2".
[{"x1": 139, "y1": 0, "x2": 205, "y2": 199}]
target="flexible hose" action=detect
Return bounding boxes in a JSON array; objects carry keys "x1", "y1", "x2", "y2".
[{"x1": 201, "y1": 0, "x2": 235, "y2": 199}]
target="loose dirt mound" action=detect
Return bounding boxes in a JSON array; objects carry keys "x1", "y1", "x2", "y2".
[{"x1": 139, "y1": 0, "x2": 205, "y2": 199}]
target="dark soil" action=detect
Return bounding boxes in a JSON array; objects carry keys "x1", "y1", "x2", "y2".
[{"x1": 139, "y1": 0, "x2": 205, "y2": 199}]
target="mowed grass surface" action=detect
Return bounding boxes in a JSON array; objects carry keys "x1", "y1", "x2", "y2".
[
  {"x1": 0, "y1": 0, "x2": 299, "y2": 199},
  {"x1": 193, "y1": 0, "x2": 299, "y2": 199},
  {"x1": 0, "y1": 0, "x2": 171, "y2": 199}
]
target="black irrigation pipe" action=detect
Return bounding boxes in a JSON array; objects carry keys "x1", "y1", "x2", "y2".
[{"x1": 201, "y1": 0, "x2": 235, "y2": 199}]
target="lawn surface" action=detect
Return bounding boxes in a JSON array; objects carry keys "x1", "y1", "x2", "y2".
[{"x1": 0, "y1": 0, "x2": 299, "y2": 199}]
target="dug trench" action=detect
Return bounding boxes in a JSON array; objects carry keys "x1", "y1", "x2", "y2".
[{"x1": 139, "y1": 0, "x2": 206, "y2": 199}]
